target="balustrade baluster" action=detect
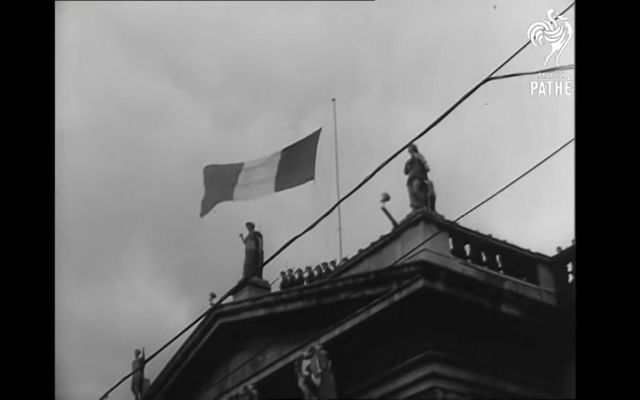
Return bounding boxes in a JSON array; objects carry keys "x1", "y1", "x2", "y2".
[
  {"x1": 450, "y1": 236, "x2": 467, "y2": 259},
  {"x1": 469, "y1": 243, "x2": 484, "y2": 265}
]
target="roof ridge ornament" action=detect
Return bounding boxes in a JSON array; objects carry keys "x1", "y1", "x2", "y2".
[{"x1": 380, "y1": 192, "x2": 399, "y2": 229}]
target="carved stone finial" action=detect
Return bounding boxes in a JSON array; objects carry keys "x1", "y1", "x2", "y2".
[{"x1": 295, "y1": 345, "x2": 338, "y2": 400}]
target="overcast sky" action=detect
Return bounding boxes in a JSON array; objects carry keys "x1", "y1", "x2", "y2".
[{"x1": 55, "y1": 1, "x2": 574, "y2": 399}]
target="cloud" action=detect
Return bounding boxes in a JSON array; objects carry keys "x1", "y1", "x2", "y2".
[{"x1": 56, "y1": 1, "x2": 574, "y2": 399}]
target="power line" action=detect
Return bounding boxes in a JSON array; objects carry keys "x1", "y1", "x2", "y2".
[
  {"x1": 99, "y1": 297, "x2": 229, "y2": 399},
  {"x1": 390, "y1": 137, "x2": 575, "y2": 267},
  {"x1": 214, "y1": 277, "x2": 422, "y2": 398},
  {"x1": 97, "y1": 3, "x2": 574, "y2": 398},
  {"x1": 488, "y1": 64, "x2": 574, "y2": 82},
  {"x1": 205, "y1": 279, "x2": 396, "y2": 395},
  {"x1": 258, "y1": 2, "x2": 574, "y2": 272},
  {"x1": 269, "y1": 133, "x2": 575, "y2": 289},
  {"x1": 207, "y1": 137, "x2": 575, "y2": 398},
  {"x1": 251, "y1": 54, "x2": 575, "y2": 292}
]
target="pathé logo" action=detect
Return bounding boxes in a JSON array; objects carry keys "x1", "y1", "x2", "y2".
[{"x1": 527, "y1": 9, "x2": 573, "y2": 67}]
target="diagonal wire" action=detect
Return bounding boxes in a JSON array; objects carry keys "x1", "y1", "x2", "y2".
[
  {"x1": 210, "y1": 136, "x2": 575, "y2": 398},
  {"x1": 214, "y1": 276, "x2": 423, "y2": 399},
  {"x1": 390, "y1": 137, "x2": 575, "y2": 267},
  {"x1": 98, "y1": 3, "x2": 575, "y2": 398},
  {"x1": 488, "y1": 64, "x2": 574, "y2": 81},
  {"x1": 204, "y1": 279, "x2": 399, "y2": 396},
  {"x1": 258, "y1": 2, "x2": 575, "y2": 272}
]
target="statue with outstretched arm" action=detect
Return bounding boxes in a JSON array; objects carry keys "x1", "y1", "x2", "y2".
[
  {"x1": 239, "y1": 222, "x2": 264, "y2": 280},
  {"x1": 131, "y1": 347, "x2": 145, "y2": 400}
]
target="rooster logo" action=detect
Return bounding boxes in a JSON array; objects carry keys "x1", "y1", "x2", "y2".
[{"x1": 527, "y1": 9, "x2": 573, "y2": 67}]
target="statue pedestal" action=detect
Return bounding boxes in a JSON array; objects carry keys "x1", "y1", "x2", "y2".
[
  {"x1": 402, "y1": 207, "x2": 445, "y2": 224},
  {"x1": 233, "y1": 277, "x2": 271, "y2": 302}
]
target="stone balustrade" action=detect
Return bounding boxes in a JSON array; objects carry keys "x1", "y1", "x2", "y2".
[{"x1": 448, "y1": 232, "x2": 540, "y2": 284}]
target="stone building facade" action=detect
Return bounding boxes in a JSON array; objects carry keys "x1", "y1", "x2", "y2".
[{"x1": 144, "y1": 209, "x2": 575, "y2": 399}]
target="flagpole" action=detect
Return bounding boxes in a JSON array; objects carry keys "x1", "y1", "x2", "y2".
[{"x1": 332, "y1": 98, "x2": 344, "y2": 261}]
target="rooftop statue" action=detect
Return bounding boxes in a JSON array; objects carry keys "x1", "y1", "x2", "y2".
[
  {"x1": 404, "y1": 144, "x2": 436, "y2": 213},
  {"x1": 239, "y1": 222, "x2": 264, "y2": 280},
  {"x1": 131, "y1": 348, "x2": 146, "y2": 400}
]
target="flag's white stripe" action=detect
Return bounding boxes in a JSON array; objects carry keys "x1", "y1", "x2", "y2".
[{"x1": 232, "y1": 151, "x2": 281, "y2": 201}]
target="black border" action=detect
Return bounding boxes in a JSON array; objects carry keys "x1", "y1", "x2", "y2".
[{"x1": 39, "y1": 1, "x2": 600, "y2": 399}]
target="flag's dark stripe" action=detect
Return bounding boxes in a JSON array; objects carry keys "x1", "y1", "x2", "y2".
[
  {"x1": 200, "y1": 162, "x2": 244, "y2": 217},
  {"x1": 274, "y1": 128, "x2": 321, "y2": 192}
]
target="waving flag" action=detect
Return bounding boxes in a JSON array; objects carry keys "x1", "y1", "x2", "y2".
[{"x1": 200, "y1": 128, "x2": 321, "y2": 217}]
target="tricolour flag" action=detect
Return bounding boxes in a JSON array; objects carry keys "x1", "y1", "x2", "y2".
[{"x1": 200, "y1": 128, "x2": 321, "y2": 217}]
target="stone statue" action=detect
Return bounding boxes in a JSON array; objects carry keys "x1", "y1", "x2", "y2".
[
  {"x1": 295, "y1": 345, "x2": 338, "y2": 400},
  {"x1": 404, "y1": 144, "x2": 436, "y2": 212},
  {"x1": 131, "y1": 348, "x2": 145, "y2": 400},
  {"x1": 239, "y1": 222, "x2": 264, "y2": 280},
  {"x1": 296, "y1": 348, "x2": 319, "y2": 400},
  {"x1": 142, "y1": 378, "x2": 150, "y2": 395}
]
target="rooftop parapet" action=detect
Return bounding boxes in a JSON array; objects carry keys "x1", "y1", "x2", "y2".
[{"x1": 329, "y1": 210, "x2": 561, "y2": 305}]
